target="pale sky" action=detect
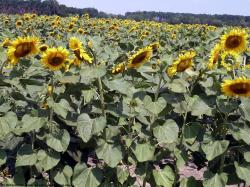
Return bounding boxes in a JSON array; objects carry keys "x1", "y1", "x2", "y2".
[{"x1": 57, "y1": 0, "x2": 250, "y2": 16}]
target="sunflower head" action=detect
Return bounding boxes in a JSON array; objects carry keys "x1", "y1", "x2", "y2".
[
  {"x1": 220, "y1": 29, "x2": 248, "y2": 53},
  {"x1": 221, "y1": 51, "x2": 240, "y2": 71},
  {"x1": 15, "y1": 20, "x2": 23, "y2": 27},
  {"x1": 208, "y1": 43, "x2": 221, "y2": 70},
  {"x1": 39, "y1": 44, "x2": 49, "y2": 52},
  {"x1": 112, "y1": 63, "x2": 126, "y2": 74},
  {"x1": 167, "y1": 51, "x2": 196, "y2": 77},
  {"x1": 221, "y1": 77, "x2": 250, "y2": 98},
  {"x1": 69, "y1": 37, "x2": 82, "y2": 50},
  {"x1": 149, "y1": 42, "x2": 160, "y2": 53},
  {"x1": 41, "y1": 47, "x2": 69, "y2": 71},
  {"x1": 127, "y1": 46, "x2": 153, "y2": 69},
  {"x1": 7, "y1": 36, "x2": 40, "y2": 65},
  {"x1": 73, "y1": 48, "x2": 93, "y2": 65}
]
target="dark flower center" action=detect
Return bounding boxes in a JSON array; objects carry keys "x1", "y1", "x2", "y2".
[
  {"x1": 49, "y1": 54, "x2": 64, "y2": 66},
  {"x1": 177, "y1": 59, "x2": 192, "y2": 72},
  {"x1": 132, "y1": 52, "x2": 148, "y2": 64},
  {"x1": 225, "y1": 36, "x2": 242, "y2": 49},
  {"x1": 230, "y1": 83, "x2": 250, "y2": 94},
  {"x1": 14, "y1": 42, "x2": 32, "y2": 58}
]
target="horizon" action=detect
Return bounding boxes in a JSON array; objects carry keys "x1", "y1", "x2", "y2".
[{"x1": 57, "y1": 0, "x2": 250, "y2": 16}]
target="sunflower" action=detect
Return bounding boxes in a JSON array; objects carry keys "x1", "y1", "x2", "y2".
[
  {"x1": 15, "y1": 20, "x2": 23, "y2": 27},
  {"x1": 69, "y1": 37, "x2": 82, "y2": 50},
  {"x1": 220, "y1": 29, "x2": 248, "y2": 53},
  {"x1": 221, "y1": 51, "x2": 240, "y2": 71},
  {"x1": 1, "y1": 38, "x2": 12, "y2": 48},
  {"x1": 127, "y1": 46, "x2": 153, "y2": 69},
  {"x1": 221, "y1": 77, "x2": 250, "y2": 97},
  {"x1": 112, "y1": 63, "x2": 125, "y2": 74},
  {"x1": 149, "y1": 42, "x2": 160, "y2": 53},
  {"x1": 39, "y1": 44, "x2": 48, "y2": 52},
  {"x1": 167, "y1": 51, "x2": 196, "y2": 77},
  {"x1": 73, "y1": 48, "x2": 93, "y2": 65},
  {"x1": 7, "y1": 36, "x2": 40, "y2": 65},
  {"x1": 41, "y1": 47, "x2": 69, "y2": 71},
  {"x1": 207, "y1": 44, "x2": 221, "y2": 70}
]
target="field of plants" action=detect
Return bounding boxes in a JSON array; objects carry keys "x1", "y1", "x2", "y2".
[{"x1": 1, "y1": 13, "x2": 250, "y2": 187}]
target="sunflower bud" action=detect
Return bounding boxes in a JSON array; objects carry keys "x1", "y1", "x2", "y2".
[{"x1": 47, "y1": 85, "x2": 53, "y2": 96}]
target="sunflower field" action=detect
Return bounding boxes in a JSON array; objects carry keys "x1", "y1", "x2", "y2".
[{"x1": 1, "y1": 13, "x2": 250, "y2": 187}]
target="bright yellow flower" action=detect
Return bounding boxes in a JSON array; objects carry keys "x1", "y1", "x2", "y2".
[
  {"x1": 127, "y1": 46, "x2": 153, "y2": 69},
  {"x1": 167, "y1": 51, "x2": 196, "y2": 77},
  {"x1": 41, "y1": 47, "x2": 69, "y2": 71},
  {"x1": 221, "y1": 51, "x2": 240, "y2": 71},
  {"x1": 208, "y1": 44, "x2": 221, "y2": 70},
  {"x1": 221, "y1": 77, "x2": 250, "y2": 97},
  {"x1": 220, "y1": 29, "x2": 248, "y2": 53},
  {"x1": 7, "y1": 36, "x2": 40, "y2": 65},
  {"x1": 112, "y1": 63, "x2": 125, "y2": 74},
  {"x1": 69, "y1": 37, "x2": 82, "y2": 50}
]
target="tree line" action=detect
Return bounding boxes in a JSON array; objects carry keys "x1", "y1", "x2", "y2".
[{"x1": 1, "y1": 0, "x2": 250, "y2": 27}]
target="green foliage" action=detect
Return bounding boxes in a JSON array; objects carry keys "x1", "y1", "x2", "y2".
[{"x1": 0, "y1": 13, "x2": 249, "y2": 187}]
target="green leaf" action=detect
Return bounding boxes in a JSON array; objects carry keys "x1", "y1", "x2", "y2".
[
  {"x1": 14, "y1": 115, "x2": 46, "y2": 135},
  {"x1": 153, "y1": 166, "x2": 175, "y2": 187},
  {"x1": 117, "y1": 166, "x2": 129, "y2": 185},
  {"x1": 103, "y1": 78, "x2": 134, "y2": 95},
  {"x1": 27, "y1": 178, "x2": 47, "y2": 187},
  {"x1": 0, "y1": 112, "x2": 18, "y2": 139},
  {"x1": 72, "y1": 163, "x2": 103, "y2": 187},
  {"x1": 244, "y1": 152, "x2": 250, "y2": 162},
  {"x1": 203, "y1": 172, "x2": 228, "y2": 187},
  {"x1": 153, "y1": 119, "x2": 179, "y2": 144},
  {"x1": 183, "y1": 122, "x2": 202, "y2": 145},
  {"x1": 201, "y1": 140, "x2": 229, "y2": 161},
  {"x1": 240, "y1": 98, "x2": 250, "y2": 121},
  {"x1": 188, "y1": 95, "x2": 212, "y2": 116},
  {"x1": 36, "y1": 150, "x2": 60, "y2": 171},
  {"x1": 48, "y1": 99, "x2": 73, "y2": 119},
  {"x1": 59, "y1": 75, "x2": 80, "y2": 84},
  {"x1": 132, "y1": 142, "x2": 155, "y2": 162},
  {"x1": 80, "y1": 65, "x2": 106, "y2": 84},
  {"x1": 235, "y1": 162, "x2": 250, "y2": 186},
  {"x1": 82, "y1": 89, "x2": 96, "y2": 104},
  {"x1": 144, "y1": 96, "x2": 167, "y2": 115},
  {"x1": 77, "y1": 114, "x2": 106, "y2": 142},
  {"x1": 0, "y1": 149, "x2": 7, "y2": 166},
  {"x1": 168, "y1": 79, "x2": 189, "y2": 93},
  {"x1": 180, "y1": 177, "x2": 201, "y2": 187},
  {"x1": 96, "y1": 139, "x2": 123, "y2": 167},
  {"x1": 54, "y1": 165, "x2": 73, "y2": 186},
  {"x1": 230, "y1": 125, "x2": 250, "y2": 144},
  {"x1": 46, "y1": 128, "x2": 70, "y2": 152},
  {"x1": 16, "y1": 144, "x2": 37, "y2": 167}
]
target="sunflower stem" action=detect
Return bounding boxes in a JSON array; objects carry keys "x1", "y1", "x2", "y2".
[
  {"x1": 98, "y1": 77, "x2": 106, "y2": 117},
  {"x1": 0, "y1": 60, "x2": 8, "y2": 76}
]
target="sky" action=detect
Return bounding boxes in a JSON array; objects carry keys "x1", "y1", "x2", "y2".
[{"x1": 57, "y1": 0, "x2": 250, "y2": 16}]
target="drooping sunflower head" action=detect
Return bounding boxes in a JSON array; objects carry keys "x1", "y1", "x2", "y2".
[
  {"x1": 112, "y1": 63, "x2": 126, "y2": 74},
  {"x1": 69, "y1": 37, "x2": 82, "y2": 51},
  {"x1": 221, "y1": 51, "x2": 240, "y2": 71},
  {"x1": 208, "y1": 43, "x2": 221, "y2": 70},
  {"x1": 7, "y1": 36, "x2": 40, "y2": 65},
  {"x1": 149, "y1": 42, "x2": 160, "y2": 53},
  {"x1": 127, "y1": 46, "x2": 153, "y2": 69},
  {"x1": 73, "y1": 48, "x2": 93, "y2": 66},
  {"x1": 167, "y1": 51, "x2": 196, "y2": 77},
  {"x1": 41, "y1": 47, "x2": 69, "y2": 71},
  {"x1": 220, "y1": 29, "x2": 248, "y2": 53},
  {"x1": 221, "y1": 77, "x2": 250, "y2": 98}
]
